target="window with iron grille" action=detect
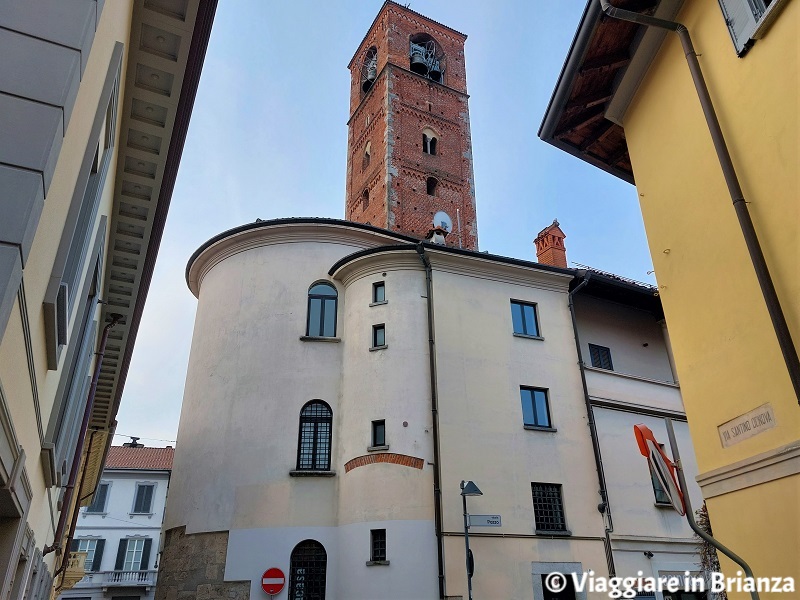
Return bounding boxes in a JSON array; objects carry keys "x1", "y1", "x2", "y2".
[
  {"x1": 297, "y1": 401, "x2": 333, "y2": 471},
  {"x1": 290, "y1": 540, "x2": 327, "y2": 600},
  {"x1": 132, "y1": 483, "x2": 154, "y2": 514},
  {"x1": 520, "y1": 387, "x2": 551, "y2": 428},
  {"x1": 588, "y1": 343, "x2": 613, "y2": 370},
  {"x1": 370, "y1": 529, "x2": 386, "y2": 561},
  {"x1": 306, "y1": 283, "x2": 337, "y2": 338},
  {"x1": 531, "y1": 483, "x2": 568, "y2": 533},
  {"x1": 510, "y1": 300, "x2": 540, "y2": 337},
  {"x1": 371, "y1": 420, "x2": 386, "y2": 447},
  {"x1": 86, "y1": 482, "x2": 109, "y2": 513},
  {"x1": 372, "y1": 324, "x2": 386, "y2": 348}
]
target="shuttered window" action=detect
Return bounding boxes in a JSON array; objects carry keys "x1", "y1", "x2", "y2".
[
  {"x1": 588, "y1": 343, "x2": 613, "y2": 371},
  {"x1": 132, "y1": 483, "x2": 155, "y2": 514},
  {"x1": 718, "y1": 0, "x2": 779, "y2": 55},
  {"x1": 86, "y1": 483, "x2": 109, "y2": 513}
]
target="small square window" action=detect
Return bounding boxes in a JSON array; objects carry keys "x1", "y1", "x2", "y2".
[
  {"x1": 371, "y1": 420, "x2": 386, "y2": 447},
  {"x1": 132, "y1": 483, "x2": 155, "y2": 514},
  {"x1": 86, "y1": 482, "x2": 109, "y2": 513},
  {"x1": 372, "y1": 324, "x2": 385, "y2": 348},
  {"x1": 531, "y1": 482, "x2": 567, "y2": 533},
  {"x1": 520, "y1": 387, "x2": 551, "y2": 428},
  {"x1": 510, "y1": 301, "x2": 539, "y2": 337},
  {"x1": 373, "y1": 282, "x2": 385, "y2": 303},
  {"x1": 370, "y1": 529, "x2": 386, "y2": 561},
  {"x1": 588, "y1": 344, "x2": 613, "y2": 370}
]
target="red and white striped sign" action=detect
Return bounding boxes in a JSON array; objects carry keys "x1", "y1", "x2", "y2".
[{"x1": 261, "y1": 568, "x2": 285, "y2": 596}]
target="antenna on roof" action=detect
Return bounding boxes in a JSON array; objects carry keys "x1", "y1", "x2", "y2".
[{"x1": 122, "y1": 436, "x2": 144, "y2": 448}]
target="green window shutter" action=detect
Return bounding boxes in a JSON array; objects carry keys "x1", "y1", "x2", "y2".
[
  {"x1": 114, "y1": 540, "x2": 126, "y2": 571},
  {"x1": 70, "y1": 539, "x2": 80, "y2": 552},
  {"x1": 140, "y1": 538, "x2": 152, "y2": 570},
  {"x1": 718, "y1": 0, "x2": 759, "y2": 55},
  {"x1": 92, "y1": 539, "x2": 105, "y2": 572}
]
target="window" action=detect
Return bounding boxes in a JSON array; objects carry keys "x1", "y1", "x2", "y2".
[
  {"x1": 113, "y1": 538, "x2": 151, "y2": 572},
  {"x1": 362, "y1": 189, "x2": 369, "y2": 210},
  {"x1": 371, "y1": 420, "x2": 386, "y2": 447},
  {"x1": 520, "y1": 388, "x2": 551, "y2": 429},
  {"x1": 372, "y1": 281, "x2": 385, "y2": 304},
  {"x1": 422, "y1": 132, "x2": 437, "y2": 155},
  {"x1": 541, "y1": 573, "x2": 577, "y2": 599},
  {"x1": 510, "y1": 300, "x2": 540, "y2": 337},
  {"x1": 531, "y1": 483, "x2": 568, "y2": 533},
  {"x1": 718, "y1": 0, "x2": 783, "y2": 56},
  {"x1": 297, "y1": 401, "x2": 333, "y2": 471},
  {"x1": 370, "y1": 529, "x2": 387, "y2": 562},
  {"x1": 362, "y1": 142, "x2": 371, "y2": 171},
  {"x1": 426, "y1": 177, "x2": 437, "y2": 196},
  {"x1": 86, "y1": 482, "x2": 109, "y2": 513},
  {"x1": 71, "y1": 539, "x2": 104, "y2": 572},
  {"x1": 306, "y1": 282, "x2": 337, "y2": 338},
  {"x1": 372, "y1": 324, "x2": 386, "y2": 348},
  {"x1": 132, "y1": 483, "x2": 154, "y2": 514},
  {"x1": 588, "y1": 344, "x2": 613, "y2": 370},
  {"x1": 651, "y1": 444, "x2": 671, "y2": 505},
  {"x1": 289, "y1": 540, "x2": 327, "y2": 600}
]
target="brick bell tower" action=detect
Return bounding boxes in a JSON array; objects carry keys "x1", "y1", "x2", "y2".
[{"x1": 345, "y1": 1, "x2": 478, "y2": 250}]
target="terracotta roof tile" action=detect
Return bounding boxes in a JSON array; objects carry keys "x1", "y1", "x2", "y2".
[{"x1": 105, "y1": 446, "x2": 174, "y2": 470}]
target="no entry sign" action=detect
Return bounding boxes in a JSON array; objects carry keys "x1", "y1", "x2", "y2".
[{"x1": 261, "y1": 568, "x2": 285, "y2": 596}]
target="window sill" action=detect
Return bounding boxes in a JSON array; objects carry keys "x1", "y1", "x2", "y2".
[
  {"x1": 129, "y1": 513, "x2": 154, "y2": 518},
  {"x1": 654, "y1": 502, "x2": 673, "y2": 509},
  {"x1": 369, "y1": 345, "x2": 388, "y2": 352},
  {"x1": 367, "y1": 445, "x2": 389, "y2": 452},
  {"x1": 83, "y1": 512, "x2": 107, "y2": 517},
  {"x1": 289, "y1": 470, "x2": 336, "y2": 477},
  {"x1": 299, "y1": 336, "x2": 341, "y2": 343},
  {"x1": 369, "y1": 301, "x2": 388, "y2": 307},
  {"x1": 535, "y1": 529, "x2": 572, "y2": 537},
  {"x1": 513, "y1": 333, "x2": 544, "y2": 341},
  {"x1": 366, "y1": 560, "x2": 390, "y2": 566},
  {"x1": 524, "y1": 425, "x2": 557, "y2": 433}
]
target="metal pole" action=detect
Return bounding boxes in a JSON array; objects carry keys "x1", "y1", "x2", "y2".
[
  {"x1": 461, "y1": 481, "x2": 473, "y2": 600},
  {"x1": 664, "y1": 419, "x2": 760, "y2": 600}
]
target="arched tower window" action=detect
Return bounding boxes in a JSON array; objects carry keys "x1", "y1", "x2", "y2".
[
  {"x1": 362, "y1": 189, "x2": 369, "y2": 210},
  {"x1": 362, "y1": 141, "x2": 371, "y2": 171},
  {"x1": 426, "y1": 177, "x2": 438, "y2": 196},
  {"x1": 422, "y1": 128, "x2": 438, "y2": 155},
  {"x1": 409, "y1": 34, "x2": 445, "y2": 83},
  {"x1": 296, "y1": 401, "x2": 332, "y2": 471},
  {"x1": 361, "y1": 47, "x2": 378, "y2": 93},
  {"x1": 306, "y1": 282, "x2": 337, "y2": 338},
  {"x1": 289, "y1": 539, "x2": 327, "y2": 599}
]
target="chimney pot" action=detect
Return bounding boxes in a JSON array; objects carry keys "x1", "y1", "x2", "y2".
[{"x1": 534, "y1": 220, "x2": 567, "y2": 268}]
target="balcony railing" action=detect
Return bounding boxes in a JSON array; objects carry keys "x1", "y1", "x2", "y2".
[
  {"x1": 104, "y1": 570, "x2": 156, "y2": 586},
  {"x1": 584, "y1": 365, "x2": 683, "y2": 413}
]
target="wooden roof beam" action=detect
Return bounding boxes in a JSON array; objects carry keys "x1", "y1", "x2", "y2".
[
  {"x1": 579, "y1": 53, "x2": 630, "y2": 75},
  {"x1": 566, "y1": 89, "x2": 614, "y2": 111},
  {"x1": 555, "y1": 105, "x2": 605, "y2": 138},
  {"x1": 579, "y1": 120, "x2": 616, "y2": 152}
]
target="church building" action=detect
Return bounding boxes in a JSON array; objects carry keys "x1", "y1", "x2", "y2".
[{"x1": 155, "y1": 3, "x2": 705, "y2": 599}]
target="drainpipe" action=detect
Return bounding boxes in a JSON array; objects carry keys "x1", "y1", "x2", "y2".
[
  {"x1": 44, "y1": 313, "x2": 122, "y2": 557},
  {"x1": 567, "y1": 272, "x2": 615, "y2": 575},
  {"x1": 598, "y1": 0, "x2": 800, "y2": 404},
  {"x1": 416, "y1": 243, "x2": 446, "y2": 599}
]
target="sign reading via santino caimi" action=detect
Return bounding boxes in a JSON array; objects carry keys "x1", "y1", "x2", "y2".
[{"x1": 717, "y1": 403, "x2": 776, "y2": 448}]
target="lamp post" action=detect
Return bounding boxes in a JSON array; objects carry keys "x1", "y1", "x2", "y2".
[{"x1": 460, "y1": 480, "x2": 482, "y2": 600}]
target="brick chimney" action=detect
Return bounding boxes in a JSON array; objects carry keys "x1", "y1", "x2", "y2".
[{"x1": 534, "y1": 220, "x2": 567, "y2": 268}]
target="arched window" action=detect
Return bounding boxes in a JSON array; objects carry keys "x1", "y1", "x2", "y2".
[
  {"x1": 362, "y1": 189, "x2": 369, "y2": 210},
  {"x1": 361, "y1": 47, "x2": 378, "y2": 93},
  {"x1": 409, "y1": 34, "x2": 445, "y2": 83},
  {"x1": 306, "y1": 282, "x2": 337, "y2": 338},
  {"x1": 289, "y1": 540, "x2": 327, "y2": 600},
  {"x1": 297, "y1": 401, "x2": 332, "y2": 471},
  {"x1": 422, "y1": 129, "x2": 438, "y2": 155},
  {"x1": 426, "y1": 177, "x2": 438, "y2": 196},
  {"x1": 362, "y1": 141, "x2": 371, "y2": 171}
]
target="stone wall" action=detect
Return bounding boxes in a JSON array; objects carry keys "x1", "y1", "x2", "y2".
[{"x1": 156, "y1": 527, "x2": 249, "y2": 600}]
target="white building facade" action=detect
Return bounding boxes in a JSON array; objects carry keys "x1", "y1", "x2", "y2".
[
  {"x1": 59, "y1": 445, "x2": 173, "y2": 600},
  {"x1": 156, "y1": 218, "x2": 705, "y2": 600}
]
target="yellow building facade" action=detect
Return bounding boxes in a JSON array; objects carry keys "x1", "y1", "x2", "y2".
[
  {"x1": 0, "y1": 1, "x2": 214, "y2": 597},
  {"x1": 541, "y1": 0, "x2": 798, "y2": 595}
]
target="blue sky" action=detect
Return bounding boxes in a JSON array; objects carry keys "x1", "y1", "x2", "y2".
[{"x1": 114, "y1": 0, "x2": 654, "y2": 446}]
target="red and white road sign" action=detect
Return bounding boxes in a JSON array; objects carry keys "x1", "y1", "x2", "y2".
[
  {"x1": 261, "y1": 568, "x2": 285, "y2": 596},
  {"x1": 633, "y1": 424, "x2": 685, "y2": 515}
]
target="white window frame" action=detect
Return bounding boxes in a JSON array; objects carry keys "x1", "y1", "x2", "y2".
[
  {"x1": 123, "y1": 538, "x2": 145, "y2": 571},
  {"x1": 131, "y1": 482, "x2": 156, "y2": 515},
  {"x1": 76, "y1": 538, "x2": 98, "y2": 571}
]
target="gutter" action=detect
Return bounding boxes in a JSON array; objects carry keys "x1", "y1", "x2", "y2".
[
  {"x1": 597, "y1": 0, "x2": 800, "y2": 405},
  {"x1": 567, "y1": 272, "x2": 616, "y2": 576},
  {"x1": 416, "y1": 243, "x2": 447, "y2": 599}
]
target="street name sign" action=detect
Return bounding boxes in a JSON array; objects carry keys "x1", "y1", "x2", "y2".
[{"x1": 469, "y1": 514, "x2": 501, "y2": 527}]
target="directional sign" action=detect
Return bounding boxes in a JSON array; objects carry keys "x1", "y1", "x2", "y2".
[
  {"x1": 634, "y1": 424, "x2": 685, "y2": 515},
  {"x1": 469, "y1": 514, "x2": 502, "y2": 527},
  {"x1": 261, "y1": 568, "x2": 285, "y2": 596}
]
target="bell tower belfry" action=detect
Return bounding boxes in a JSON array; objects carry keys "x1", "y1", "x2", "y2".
[{"x1": 345, "y1": 1, "x2": 478, "y2": 250}]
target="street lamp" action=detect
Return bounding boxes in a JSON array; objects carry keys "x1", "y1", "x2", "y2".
[{"x1": 461, "y1": 480, "x2": 482, "y2": 600}]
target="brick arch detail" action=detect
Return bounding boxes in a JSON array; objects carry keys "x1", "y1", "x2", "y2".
[{"x1": 344, "y1": 452, "x2": 424, "y2": 473}]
